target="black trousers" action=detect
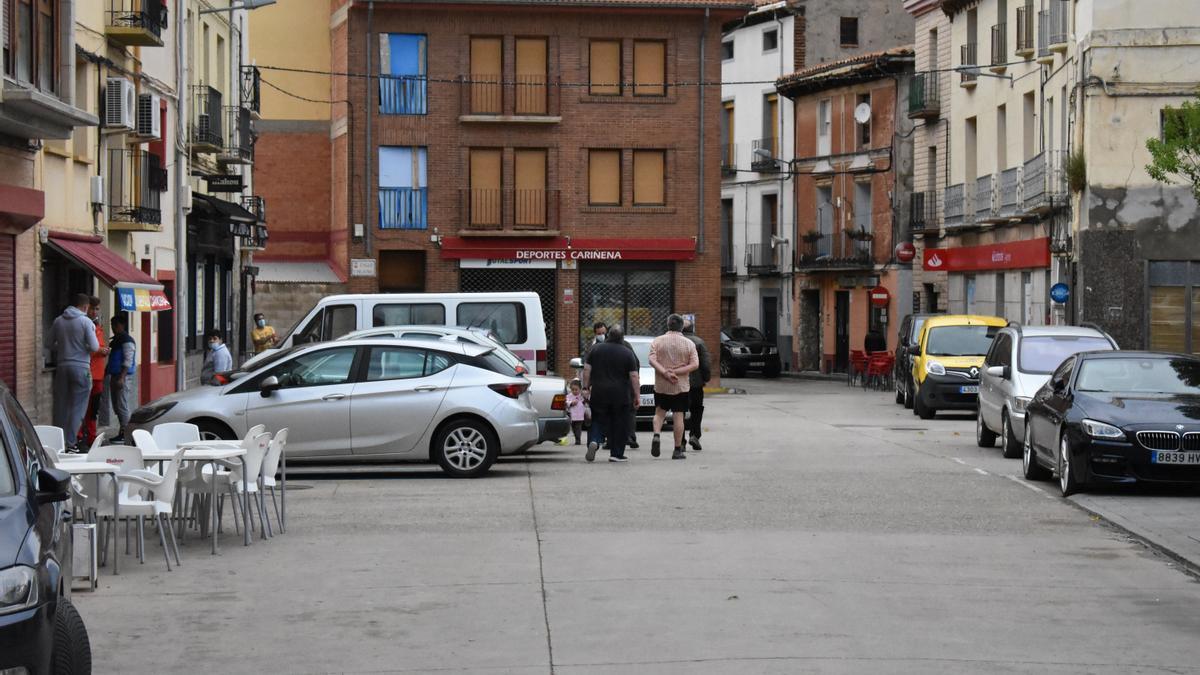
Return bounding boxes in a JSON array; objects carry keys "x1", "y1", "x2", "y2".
[
  {"x1": 688, "y1": 387, "x2": 704, "y2": 439},
  {"x1": 593, "y1": 399, "x2": 631, "y2": 459}
]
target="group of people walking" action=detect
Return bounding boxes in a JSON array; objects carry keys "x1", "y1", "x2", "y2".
[{"x1": 570, "y1": 314, "x2": 712, "y2": 463}]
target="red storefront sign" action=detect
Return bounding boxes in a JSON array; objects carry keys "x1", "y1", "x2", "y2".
[
  {"x1": 439, "y1": 237, "x2": 697, "y2": 262},
  {"x1": 923, "y1": 237, "x2": 1050, "y2": 272}
]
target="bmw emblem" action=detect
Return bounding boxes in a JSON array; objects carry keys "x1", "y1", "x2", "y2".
[
  {"x1": 1177, "y1": 424, "x2": 1186, "y2": 431},
  {"x1": 969, "y1": 367, "x2": 979, "y2": 378}
]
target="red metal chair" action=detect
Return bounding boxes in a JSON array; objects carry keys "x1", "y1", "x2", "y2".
[
  {"x1": 848, "y1": 350, "x2": 868, "y2": 386},
  {"x1": 865, "y1": 352, "x2": 895, "y2": 391}
]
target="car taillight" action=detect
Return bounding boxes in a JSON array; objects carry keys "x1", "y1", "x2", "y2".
[
  {"x1": 551, "y1": 394, "x2": 566, "y2": 410},
  {"x1": 536, "y1": 349, "x2": 548, "y2": 375},
  {"x1": 489, "y1": 382, "x2": 530, "y2": 399},
  {"x1": 515, "y1": 364, "x2": 528, "y2": 375}
]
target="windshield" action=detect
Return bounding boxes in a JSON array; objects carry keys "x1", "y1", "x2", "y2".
[
  {"x1": 926, "y1": 325, "x2": 999, "y2": 357},
  {"x1": 1019, "y1": 336, "x2": 1114, "y2": 374},
  {"x1": 1076, "y1": 357, "x2": 1200, "y2": 395},
  {"x1": 730, "y1": 327, "x2": 765, "y2": 342}
]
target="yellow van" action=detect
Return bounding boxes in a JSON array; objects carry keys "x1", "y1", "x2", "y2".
[{"x1": 911, "y1": 314, "x2": 1007, "y2": 420}]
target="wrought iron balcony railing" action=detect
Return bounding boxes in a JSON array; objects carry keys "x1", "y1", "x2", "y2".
[
  {"x1": 910, "y1": 190, "x2": 938, "y2": 233},
  {"x1": 1022, "y1": 150, "x2": 1068, "y2": 212},
  {"x1": 106, "y1": 0, "x2": 166, "y2": 47},
  {"x1": 751, "y1": 137, "x2": 780, "y2": 172},
  {"x1": 379, "y1": 76, "x2": 427, "y2": 115},
  {"x1": 106, "y1": 149, "x2": 162, "y2": 228},
  {"x1": 1015, "y1": 4, "x2": 1035, "y2": 55},
  {"x1": 461, "y1": 189, "x2": 560, "y2": 231},
  {"x1": 908, "y1": 71, "x2": 940, "y2": 119},
  {"x1": 191, "y1": 85, "x2": 223, "y2": 152},
  {"x1": 960, "y1": 43, "x2": 979, "y2": 84}
]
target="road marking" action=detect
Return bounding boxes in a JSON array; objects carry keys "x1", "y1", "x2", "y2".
[
  {"x1": 1004, "y1": 474, "x2": 1055, "y2": 499},
  {"x1": 951, "y1": 457, "x2": 967, "y2": 465},
  {"x1": 973, "y1": 468, "x2": 989, "y2": 476}
]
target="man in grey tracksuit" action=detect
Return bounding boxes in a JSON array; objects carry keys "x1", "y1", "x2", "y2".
[{"x1": 50, "y1": 293, "x2": 100, "y2": 448}]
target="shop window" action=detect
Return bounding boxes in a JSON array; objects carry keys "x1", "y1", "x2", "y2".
[
  {"x1": 373, "y1": 303, "x2": 445, "y2": 327},
  {"x1": 379, "y1": 33, "x2": 427, "y2": 115},
  {"x1": 589, "y1": 40, "x2": 621, "y2": 96},
  {"x1": 632, "y1": 40, "x2": 666, "y2": 96},
  {"x1": 633, "y1": 150, "x2": 665, "y2": 206},
  {"x1": 40, "y1": 249, "x2": 93, "y2": 367},
  {"x1": 588, "y1": 149, "x2": 621, "y2": 206},
  {"x1": 469, "y1": 36, "x2": 502, "y2": 114},
  {"x1": 578, "y1": 268, "x2": 673, "y2": 349},
  {"x1": 457, "y1": 302, "x2": 527, "y2": 344}
]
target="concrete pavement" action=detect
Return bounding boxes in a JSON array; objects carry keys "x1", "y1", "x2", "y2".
[{"x1": 75, "y1": 379, "x2": 1200, "y2": 674}]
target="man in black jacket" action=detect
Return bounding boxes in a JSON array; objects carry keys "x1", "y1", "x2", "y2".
[{"x1": 682, "y1": 319, "x2": 712, "y2": 450}]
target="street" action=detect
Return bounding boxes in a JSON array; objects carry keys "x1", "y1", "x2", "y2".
[{"x1": 76, "y1": 378, "x2": 1200, "y2": 674}]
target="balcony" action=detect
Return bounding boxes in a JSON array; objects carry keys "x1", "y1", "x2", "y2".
[
  {"x1": 1047, "y1": 0, "x2": 1070, "y2": 53},
  {"x1": 721, "y1": 243, "x2": 737, "y2": 275},
  {"x1": 106, "y1": 0, "x2": 166, "y2": 48},
  {"x1": 908, "y1": 71, "x2": 940, "y2": 120},
  {"x1": 1036, "y1": 11, "x2": 1059, "y2": 63},
  {"x1": 148, "y1": 153, "x2": 168, "y2": 192},
  {"x1": 106, "y1": 149, "x2": 162, "y2": 231},
  {"x1": 379, "y1": 76, "x2": 427, "y2": 115},
  {"x1": 241, "y1": 66, "x2": 261, "y2": 118},
  {"x1": 960, "y1": 43, "x2": 979, "y2": 86},
  {"x1": 460, "y1": 189, "x2": 560, "y2": 233},
  {"x1": 191, "y1": 86, "x2": 223, "y2": 154},
  {"x1": 910, "y1": 191, "x2": 939, "y2": 234},
  {"x1": 976, "y1": 174, "x2": 998, "y2": 222},
  {"x1": 379, "y1": 187, "x2": 428, "y2": 230},
  {"x1": 0, "y1": 80, "x2": 98, "y2": 141},
  {"x1": 751, "y1": 138, "x2": 780, "y2": 172},
  {"x1": 795, "y1": 236, "x2": 871, "y2": 271},
  {"x1": 218, "y1": 106, "x2": 254, "y2": 165},
  {"x1": 997, "y1": 167, "x2": 1022, "y2": 219},
  {"x1": 944, "y1": 183, "x2": 974, "y2": 229},
  {"x1": 1022, "y1": 150, "x2": 1068, "y2": 213},
  {"x1": 746, "y1": 243, "x2": 784, "y2": 275},
  {"x1": 721, "y1": 144, "x2": 737, "y2": 177},
  {"x1": 239, "y1": 196, "x2": 269, "y2": 249},
  {"x1": 458, "y1": 76, "x2": 562, "y2": 123},
  {"x1": 1015, "y1": 4, "x2": 1035, "y2": 57},
  {"x1": 990, "y1": 23, "x2": 1008, "y2": 73}
]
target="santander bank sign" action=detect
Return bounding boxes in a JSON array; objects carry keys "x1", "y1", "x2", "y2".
[{"x1": 923, "y1": 238, "x2": 1049, "y2": 272}]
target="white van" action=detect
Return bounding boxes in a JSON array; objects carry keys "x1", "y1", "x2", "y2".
[{"x1": 256, "y1": 292, "x2": 549, "y2": 373}]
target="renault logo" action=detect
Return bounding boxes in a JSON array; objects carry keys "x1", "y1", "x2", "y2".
[{"x1": 969, "y1": 367, "x2": 979, "y2": 378}]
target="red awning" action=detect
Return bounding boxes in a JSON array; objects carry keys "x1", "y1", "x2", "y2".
[{"x1": 47, "y1": 231, "x2": 172, "y2": 310}]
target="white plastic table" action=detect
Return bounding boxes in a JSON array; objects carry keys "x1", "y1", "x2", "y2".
[
  {"x1": 142, "y1": 445, "x2": 249, "y2": 553},
  {"x1": 61, "y1": 462, "x2": 120, "y2": 576}
]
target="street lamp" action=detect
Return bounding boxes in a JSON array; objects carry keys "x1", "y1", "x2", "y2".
[{"x1": 198, "y1": 0, "x2": 276, "y2": 14}]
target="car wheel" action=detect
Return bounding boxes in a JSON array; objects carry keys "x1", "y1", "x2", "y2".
[
  {"x1": 719, "y1": 358, "x2": 731, "y2": 378},
  {"x1": 976, "y1": 408, "x2": 997, "y2": 447},
  {"x1": 894, "y1": 377, "x2": 904, "y2": 404},
  {"x1": 903, "y1": 379, "x2": 914, "y2": 409},
  {"x1": 194, "y1": 419, "x2": 236, "y2": 441},
  {"x1": 1058, "y1": 433, "x2": 1084, "y2": 497},
  {"x1": 53, "y1": 597, "x2": 92, "y2": 675},
  {"x1": 433, "y1": 419, "x2": 499, "y2": 478},
  {"x1": 914, "y1": 392, "x2": 935, "y2": 420},
  {"x1": 1023, "y1": 425, "x2": 1050, "y2": 480},
  {"x1": 1001, "y1": 412, "x2": 1022, "y2": 459}
]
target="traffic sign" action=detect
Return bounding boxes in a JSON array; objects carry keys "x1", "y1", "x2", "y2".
[
  {"x1": 869, "y1": 286, "x2": 891, "y2": 308},
  {"x1": 1050, "y1": 283, "x2": 1070, "y2": 304}
]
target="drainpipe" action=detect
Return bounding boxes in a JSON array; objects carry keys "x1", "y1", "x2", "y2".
[
  {"x1": 175, "y1": 0, "x2": 189, "y2": 388},
  {"x1": 697, "y1": 8, "x2": 708, "y2": 254},
  {"x1": 364, "y1": 1, "x2": 374, "y2": 257}
]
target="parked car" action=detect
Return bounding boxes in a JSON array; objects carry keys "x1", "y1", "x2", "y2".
[
  {"x1": 911, "y1": 314, "x2": 1006, "y2": 420},
  {"x1": 130, "y1": 338, "x2": 539, "y2": 477},
  {"x1": 338, "y1": 325, "x2": 570, "y2": 444},
  {"x1": 568, "y1": 335, "x2": 686, "y2": 427},
  {"x1": 0, "y1": 383, "x2": 91, "y2": 673},
  {"x1": 720, "y1": 326, "x2": 781, "y2": 378},
  {"x1": 894, "y1": 313, "x2": 933, "y2": 409},
  {"x1": 977, "y1": 323, "x2": 1117, "y2": 458},
  {"x1": 1023, "y1": 351, "x2": 1200, "y2": 496}
]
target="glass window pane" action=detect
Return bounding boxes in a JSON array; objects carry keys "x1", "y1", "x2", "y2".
[
  {"x1": 323, "y1": 305, "x2": 358, "y2": 341},
  {"x1": 38, "y1": 9, "x2": 52, "y2": 92},
  {"x1": 579, "y1": 270, "x2": 624, "y2": 350},
  {"x1": 626, "y1": 270, "x2": 672, "y2": 337},
  {"x1": 16, "y1": 2, "x2": 32, "y2": 83},
  {"x1": 1019, "y1": 336, "x2": 1114, "y2": 374},
  {"x1": 268, "y1": 347, "x2": 357, "y2": 389},
  {"x1": 1149, "y1": 261, "x2": 1188, "y2": 286},
  {"x1": 1149, "y1": 287, "x2": 1187, "y2": 353},
  {"x1": 366, "y1": 347, "x2": 426, "y2": 381},
  {"x1": 372, "y1": 303, "x2": 446, "y2": 327},
  {"x1": 457, "y1": 303, "x2": 526, "y2": 344},
  {"x1": 426, "y1": 352, "x2": 453, "y2": 376}
]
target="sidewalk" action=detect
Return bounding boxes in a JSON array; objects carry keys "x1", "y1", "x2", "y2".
[{"x1": 1071, "y1": 492, "x2": 1200, "y2": 574}]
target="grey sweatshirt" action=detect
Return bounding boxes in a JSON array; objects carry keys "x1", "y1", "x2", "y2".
[{"x1": 49, "y1": 306, "x2": 99, "y2": 367}]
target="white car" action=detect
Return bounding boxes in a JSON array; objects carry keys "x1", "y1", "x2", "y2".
[
  {"x1": 571, "y1": 335, "x2": 686, "y2": 426},
  {"x1": 130, "y1": 338, "x2": 539, "y2": 477}
]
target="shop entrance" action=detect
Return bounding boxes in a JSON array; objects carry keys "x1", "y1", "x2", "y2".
[
  {"x1": 460, "y1": 267, "x2": 557, "y2": 368},
  {"x1": 579, "y1": 266, "x2": 673, "y2": 351},
  {"x1": 835, "y1": 290, "x2": 850, "y2": 372}
]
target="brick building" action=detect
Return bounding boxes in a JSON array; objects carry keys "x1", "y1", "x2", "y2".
[{"x1": 250, "y1": 0, "x2": 750, "y2": 374}]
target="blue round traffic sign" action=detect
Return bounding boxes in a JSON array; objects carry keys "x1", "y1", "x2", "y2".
[{"x1": 1050, "y1": 283, "x2": 1070, "y2": 304}]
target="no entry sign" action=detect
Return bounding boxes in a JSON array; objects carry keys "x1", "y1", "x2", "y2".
[{"x1": 869, "y1": 286, "x2": 891, "y2": 308}]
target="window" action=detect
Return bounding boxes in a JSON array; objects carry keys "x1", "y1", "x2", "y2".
[
  {"x1": 1023, "y1": 91, "x2": 1037, "y2": 160},
  {"x1": 995, "y1": 273, "x2": 1006, "y2": 319},
  {"x1": 579, "y1": 268, "x2": 673, "y2": 347},
  {"x1": 372, "y1": 303, "x2": 446, "y2": 327},
  {"x1": 8, "y1": 0, "x2": 58, "y2": 92},
  {"x1": 379, "y1": 146, "x2": 428, "y2": 229},
  {"x1": 469, "y1": 36, "x2": 502, "y2": 114},
  {"x1": 3, "y1": 390, "x2": 49, "y2": 485},
  {"x1": 1149, "y1": 261, "x2": 1200, "y2": 354},
  {"x1": 365, "y1": 347, "x2": 428, "y2": 381},
  {"x1": 721, "y1": 100, "x2": 735, "y2": 167},
  {"x1": 763, "y1": 93, "x2": 779, "y2": 155},
  {"x1": 264, "y1": 347, "x2": 357, "y2": 389},
  {"x1": 157, "y1": 280, "x2": 174, "y2": 363},
  {"x1": 216, "y1": 35, "x2": 225, "y2": 97},
  {"x1": 840, "y1": 17, "x2": 859, "y2": 47},
  {"x1": 294, "y1": 304, "x2": 357, "y2": 344},
  {"x1": 469, "y1": 148, "x2": 502, "y2": 227},
  {"x1": 856, "y1": 93, "x2": 871, "y2": 148},
  {"x1": 817, "y1": 99, "x2": 832, "y2": 155},
  {"x1": 853, "y1": 181, "x2": 871, "y2": 235},
  {"x1": 379, "y1": 33, "x2": 427, "y2": 114},
  {"x1": 633, "y1": 150, "x2": 666, "y2": 206},
  {"x1": 515, "y1": 149, "x2": 548, "y2": 227},
  {"x1": 379, "y1": 251, "x2": 426, "y2": 292},
  {"x1": 925, "y1": 325, "x2": 998, "y2": 357},
  {"x1": 589, "y1": 39, "x2": 621, "y2": 95},
  {"x1": 816, "y1": 185, "x2": 833, "y2": 256},
  {"x1": 515, "y1": 37, "x2": 548, "y2": 115},
  {"x1": 1161, "y1": 107, "x2": 1190, "y2": 142},
  {"x1": 761, "y1": 193, "x2": 777, "y2": 243},
  {"x1": 763, "y1": 28, "x2": 778, "y2": 52},
  {"x1": 457, "y1": 302, "x2": 527, "y2": 344},
  {"x1": 997, "y1": 104, "x2": 1008, "y2": 169},
  {"x1": 1019, "y1": 336, "x2": 1113, "y2": 374},
  {"x1": 721, "y1": 39, "x2": 734, "y2": 61},
  {"x1": 588, "y1": 149, "x2": 621, "y2": 205},
  {"x1": 965, "y1": 274, "x2": 978, "y2": 314},
  {"x1": 632, "y1": 40, "x2": 666, "y2": 96},
  {"x1": 924, "y1": 283, "x2": 939, "y2": 313}
]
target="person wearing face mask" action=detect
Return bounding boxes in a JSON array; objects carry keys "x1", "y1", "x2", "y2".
[
  {"x1": 250, "y1": 312, "x2": 278, "y2": 354},
  {"x1": 582, "y1": 321, "x2": 607, "y2": 364},
  {"x1": 201, "y1": 330, "x2": 234, "y2": 385}
]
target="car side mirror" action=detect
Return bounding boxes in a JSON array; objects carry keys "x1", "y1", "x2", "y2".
[
  {"x1": 36, "y1": 467, "x2": 72, "y2": 504},
  {"x1": 569, "y1": 358, "x2": 583, "y2": 369},
  {"x1": 986, "y1": 365, "x2": 1009, "y2": 379},
  {"x1": 913, "y1": 345, "x2": 922, "y2": 356},
  {"x1": 260, "y1": 375, "x2": 281, "y2": 398}
]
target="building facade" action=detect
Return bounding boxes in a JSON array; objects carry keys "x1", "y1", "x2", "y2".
[{"x1": 779, "y1": 49, "x2": 915, "y2": 373}]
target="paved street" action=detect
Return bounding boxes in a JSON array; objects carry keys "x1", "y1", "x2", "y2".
[{"x1": 76, "y1": 379, "x2": 1200, "y2": 674}]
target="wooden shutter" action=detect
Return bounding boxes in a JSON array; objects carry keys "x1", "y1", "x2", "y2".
[
  {"x1": 515, "y1": 149, "x2": 547, "y2": 227},
  {"x1": 1149, "y1": 287, "x2": 1187, "y2": 352},
  {"x1": 0, "y1": 235, "x2": 14, "y2": 390},
  {"x1": 589, "y1": 40, "x2": 620, "y2": 96},
  {"x1": 765, "y1": 94, "x2": 779, "y2": 156},
  {"x1": 633, "y1": 150, "x2": 665, "y2": 205},
  {"x1": 633, "y1": 40, "x2": 665, "y2": 96},
  {"x1": 470, "y1": 149, "x2": 502, "y2": 227},
  {"x1": 470, "y1": 37, "x2": 502, "y2": 114},
  {"x1": 515, "y1": 38, "x2": 547, "y2": 115},
  {"x1": 588, "y1": 150, "x2": 620, "y2": 205}
]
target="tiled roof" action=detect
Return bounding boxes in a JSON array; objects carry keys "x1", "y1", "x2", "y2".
[
  {"x1": 379, "y1": 0, "x2": 753, "y2": 7},
  {"x1": 776, "y1": 47, "x2": 914, "y2": 93}
]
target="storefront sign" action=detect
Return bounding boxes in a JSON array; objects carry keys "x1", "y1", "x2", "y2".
[
  {"x1": 117, "y1": 287, "x2": 172, "y2": 312},
  {"x1": 922, "y1": 238, "x2": 1050, "y2": 272},
  {"x1": 204, "y1": 175, "x2": 244, "y2": 192},
  {"x1": 459, "y1": 258, "x2": 557, "y2": 270},
  {"x1": 869, "y1": 286, "x2": 891, "y2": 308},
  {"x1": 350, "y1": 258, "x2": 377, "y2": 277},
  {"x1": 439, "y1": 237, "x2": 697, "y2": 262},
  {"x1": 1050, "y1": 282, "x2": 1070, "y2": 304}
]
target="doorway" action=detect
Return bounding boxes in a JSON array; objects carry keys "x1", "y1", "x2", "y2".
[
  {"x1": 761, "y1": 295, "x2": 778, "y2": 344},
  {"x1": 835, "y1": 290, "x2": 850, "y2": 372}
]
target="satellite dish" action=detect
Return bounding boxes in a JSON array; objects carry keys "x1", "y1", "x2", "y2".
[{"x1": 854, "y1": 102, "x2": 872, "y2": 124}]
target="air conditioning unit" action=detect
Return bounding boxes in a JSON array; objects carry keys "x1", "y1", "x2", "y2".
[
  {"x1": 104, "y1": 77, "x2": 136, "y2": 132},
  {"x1": 136, "y1": 93, "x2": 162, "y2": 140}
]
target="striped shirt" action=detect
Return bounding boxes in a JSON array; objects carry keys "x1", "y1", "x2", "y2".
[{"x1": 649, "y1": 331, "x2": 699, "y2": 395}]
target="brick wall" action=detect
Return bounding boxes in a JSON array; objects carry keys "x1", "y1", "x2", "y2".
[{"x1": 254, "y1": 126, "x2": 335, "y2": 262}]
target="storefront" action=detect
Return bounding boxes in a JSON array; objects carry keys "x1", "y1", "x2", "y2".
[
  {"x1": 923, "y1": 238, "x2": 1052, "y2": 324},
  {"x1": 800, "y1": 270, "x2": 901, "y2": 374},
  {"x1": 0, "y1": 183, "x2": 43, "y2": 392},
  {"x1": 188, "y1": 194, "x2": 256, "y2": 362}
]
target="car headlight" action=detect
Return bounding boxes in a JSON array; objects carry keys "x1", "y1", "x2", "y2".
[
  {"x1": 130, "y1": 401, "x2": 178, "y2": 425},
  {"x1": 767, "y1": 347, "x2": 778, "y2": 354},
  {"x1": 1082, "y1": 419, "x2": 1125, "y2": 439},
  {"x1": 732, "y1": 347, "x2": 748, "y2": 355},
  {"x1": 925, "y1": 361, "x2": 946, "y2": 376},
  {"x1": 0, "y1": 566, "x2": 39, "y2": 615},
  {"x1": 1011, "y1": 396, "x2": 1032, "y2": 415}
]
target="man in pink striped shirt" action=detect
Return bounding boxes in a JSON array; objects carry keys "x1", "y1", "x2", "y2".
[{"x1": 649, "y1": 314, "x2": 699, "y2": 460}]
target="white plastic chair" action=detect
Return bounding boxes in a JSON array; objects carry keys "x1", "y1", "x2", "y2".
[
  {"x1": 115, "y1": 448, "x2": 186, "y2": 570},
  {"x1": 260, "y1": 428, "x2": 288, "y2": 533},
  {"x1": 204, "y1": 432, "x2": 270, "y2": 538},
  {"x1": 35, "y1": 425, "x2": 66, "y2": 453},
  {"x1": 85, "y1": 444, "x2": 148, "y2": 567},
  {"x1": 192, "y1": 424, "x2": 267, "y2": 451},
  {"x1": 152, "y1": 422, "x2": 202, "y2": 452}
]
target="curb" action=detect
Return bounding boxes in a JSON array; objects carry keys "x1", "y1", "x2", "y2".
[
  {"x1": 1068, "y1": 496, "x2": 1200, "y2": 578},
  {"x1": 780, "y1": 371, "x2": 846, "y2": 383}
]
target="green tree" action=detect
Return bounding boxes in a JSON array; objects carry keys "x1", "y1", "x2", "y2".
[{"x1": 1146, "y1": 98, "x2": 1200, "y2": 202}]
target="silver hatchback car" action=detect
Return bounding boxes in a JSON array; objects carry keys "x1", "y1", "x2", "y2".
[
  {"x1": 129, "y1": 338, "x2": 539, "y2": 477},
  {"x1": 976, "y1": 323, "x2": 1117, "y2": 458}
]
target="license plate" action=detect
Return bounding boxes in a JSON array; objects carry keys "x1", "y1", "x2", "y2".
[
  {"x1": 639, "y1": 394, "x2": 655, "y2": 407},
  {"x1": 959, "y1": 386, "x2": 979, "y2": 394},
  {"x1": 750, "y1": 362, "x2": 764, "y2": 367},
  {"x1": 1152, "y1": 451, "x2": 1200, "y2": 465}
]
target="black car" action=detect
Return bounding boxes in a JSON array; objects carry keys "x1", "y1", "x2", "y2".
[
  {"x1": 893, "y1": 313, "x2": 932, "y2": 409},
  {"x1": 720, "y1": 326, "x2": 781, "y2": 378},
  {"x1": 1023, "y1": 351, "x2": 1200, "y2": 496},
  {"x1": 0, "y1": 383, "x2": 92, "y2": 673}
]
